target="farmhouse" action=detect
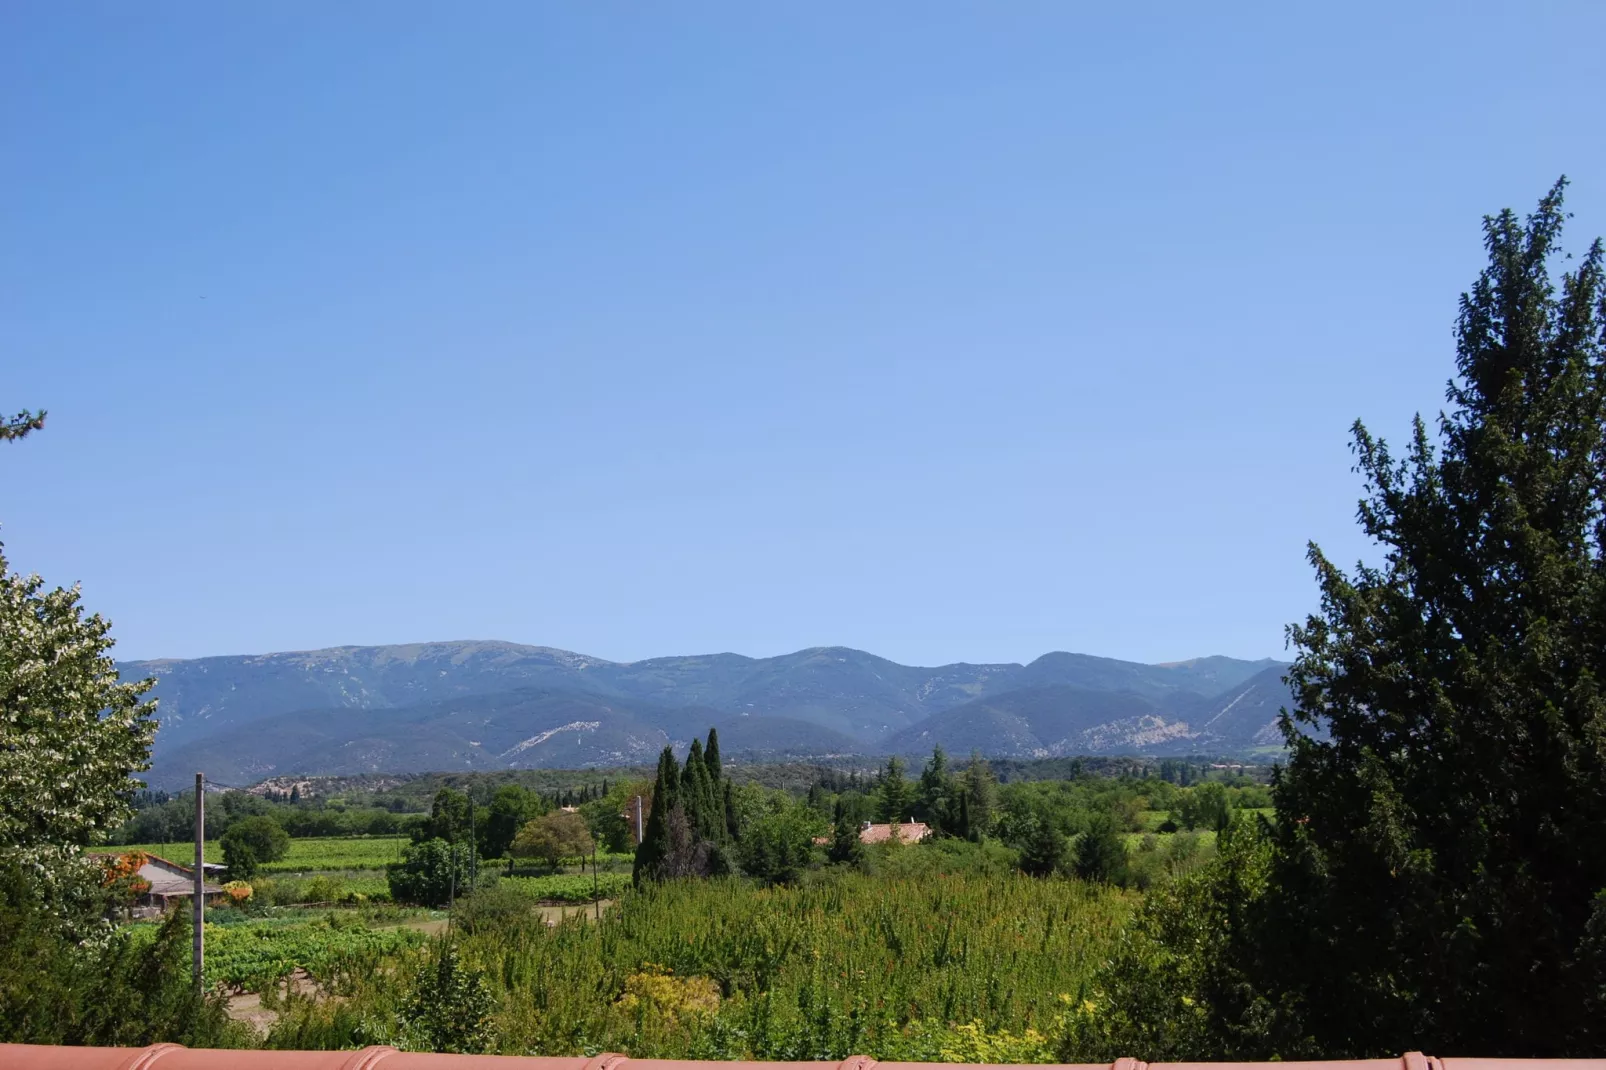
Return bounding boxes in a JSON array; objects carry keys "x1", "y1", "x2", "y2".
[
  {"x1": 811, "y1": 820, "x2": 933, "y2": 847},
  {"x1": 856, "y1": 820, "x2": 930, "y2": 844},
  {"x1": 90, "y1": 851, "x2": 226, "y2": 915}
]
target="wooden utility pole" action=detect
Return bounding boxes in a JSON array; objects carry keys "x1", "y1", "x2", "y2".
[
  {"x1": 634, "y1": 794, "x2": 644, "y2": 845},
  {"x1": 193, "y1": 772, "x2": 204, "y2": 994}
]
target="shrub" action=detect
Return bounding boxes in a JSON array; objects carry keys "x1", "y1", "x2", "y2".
[{"x1": 401, "y1": 942, "x2": 495, "y2": 1054}]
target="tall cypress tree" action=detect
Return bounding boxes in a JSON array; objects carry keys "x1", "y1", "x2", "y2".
[
  {"x1": 704, "y1": 727, "x2": 722, "y2": 784},
  {"x1": 632, "y1": 746, "x2": 681, "y2": 885},
  {"x1": 1227, "y1": 181, "x2": 1606, "y2": 1057},
  {"x1": 723, "y1": 780, "x2": 740, "y2": 842},
  {"x1": 682, "y1": 738, "x2": 723, "y2": 843}
]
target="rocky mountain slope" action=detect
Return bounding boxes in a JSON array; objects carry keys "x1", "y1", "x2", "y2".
[{"x1": 122, "y1": 641, "x2": 1289, "y2": 789}]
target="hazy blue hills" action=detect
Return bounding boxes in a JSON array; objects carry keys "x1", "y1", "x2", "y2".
[{"x1": 121, "y1": 641, "x2": 1292, "y2": 789}]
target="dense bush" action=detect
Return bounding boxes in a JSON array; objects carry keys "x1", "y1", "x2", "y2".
[
  {"x1": 387, "y1": 838, "x2": 477, "y2": 907},
  {"x1": 0, "y1": 860, "x2": 241, "y2": 1046}
]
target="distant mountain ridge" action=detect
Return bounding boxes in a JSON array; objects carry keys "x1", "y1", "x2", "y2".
[{"x1": 121, "y1": 641, "x2": 1292, "y2": 790}]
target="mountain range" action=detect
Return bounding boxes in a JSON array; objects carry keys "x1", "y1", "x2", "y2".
[{"x1": 119, "y1": 641, "x2": 1295, "y2": 790}]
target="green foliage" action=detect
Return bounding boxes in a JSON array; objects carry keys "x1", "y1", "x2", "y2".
[
  {"x1": 1091, "y1": 183, "x2": 1606, "y2": 1059},
  {"x1": 737, "y1": 800, "x2": 822, "y2": 885},
  {"x1": 479, "y1": 785, "x2": 546, "y2": 860},
  {"x1": 191, "y1": 911, "x2": 425, "y2": 991},
  {"x1": 401, "y1": 942, "x2": 497, "y2": 1054},
  {"x1": 0, "y1": 544, "x2": 157, "y2": 855},
  {"x1": 1174, "y1": 783, "x2": 1232, "y2": 832},
  {"x1": 125, "y1": 836, "x2": 409, "y2": 873},
  {"x1": 633, "y1": 747, "x2": 680, "y2": 884},
  {"x1": 958, "y1": 752, "x2": 999, "y2": 839},
  {"x1": 827, "y1": 807, "x2": 866, "y2": 868},
  {"x1": 1242, "y1": 182, "x2": 1606, "y2": 1057},
  {"x1": 501, "y1": 872, "x2": 630, "y2": 904},
  {"x1": 875, "y1": 755, "x2": 915, "y2": 823},
  {"x1": 1018, "y1": 813, "x2": 1067, "y2": 877},
  {"x1": 1, "y1": 409, "x2": 47, "y2": 442},
  {"x1": 417, "y1": 788, "x2": 472, "y2": 845},
  {"x1": 387, "y1": 838, "x2": 475, "y2": 907},
  {"x1": 220, "y1": 815, "x2": 291, "y2": 879},
  {"x1": 0, "y1": 859, "x2": 239, "y2": 1046},
  {"x1": 1059, "y1": 817, "x2": 1274, "y2": 1062},
  {"x1": 1072, "y1": 812, "x2": 1129, "y2": 885},
  {"x1": 276, "y1": 867, "x2": 1130, "y2": 1058},
  {"x1": 634, "y1": 738, "x2": 731, "y2": 884}
]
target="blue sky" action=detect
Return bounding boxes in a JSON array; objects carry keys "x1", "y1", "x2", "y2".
[{"x1": 4, "y1": 3, "x2": 1604, "y2": 667}]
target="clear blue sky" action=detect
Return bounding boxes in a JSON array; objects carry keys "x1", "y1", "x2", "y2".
[{"x1": 4, "y1": 3, "x2": 1604, "y2": 667}]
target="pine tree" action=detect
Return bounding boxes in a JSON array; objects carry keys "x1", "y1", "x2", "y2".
[
  {"x1": 828, "y1": 801, "x2": 866, "y2": 867},
  {"x1": 1072, "y1": 812, "x2": 1128, "y2": 884},
  {"x1": 960, "y1": 752, "x2": 999, "y2": 838},
  {"x1": 874, "y1": 756, "x2": 914, "y2": 823},
  {"x1": 1018, "y1": 813, "x2": 1065, "y2": 877}
]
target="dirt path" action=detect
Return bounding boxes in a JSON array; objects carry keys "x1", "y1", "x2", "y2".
[{"x1": 225, "y1": 968, "x2": 320, "y2": 1036}]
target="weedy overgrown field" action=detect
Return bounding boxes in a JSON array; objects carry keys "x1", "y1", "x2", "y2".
[{"x1": 269, "y1": 869, "x2": 1133, "y2": 1060}]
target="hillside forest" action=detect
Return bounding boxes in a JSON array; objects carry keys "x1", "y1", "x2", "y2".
[{"x1": 1, "y1": 184, "x2": 1604, "y2": 1059}]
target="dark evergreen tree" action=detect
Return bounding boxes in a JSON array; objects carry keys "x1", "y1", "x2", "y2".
[
  {"x1": 1018, "y1": 813, "x2": 1065, "y2": 877},
  {"x1": 632, "y1": 747, "x2": 681, "y2": 885},
  {"x1": 1099, "y1": 182, "x2": 1606, "y2": 1060},
  {"x1": 723, "y1": 780, "x2": 740, "y2": 842},
  {"x1": 828, "y1": 802, "x2": 866, "y2": 867},
  {"x1": 704, "y1": 727, "x2": 722, "y2": 783},
  {"x1": 874, "y1": 756, "x2": 914, "y2": 823},
  {"x1": 682, "y1": 738, "x2": 724, "y2": 844},
  {"x1": 1072, "y1": 812, "x2": 1128, "y2": 885},
  {"x1": 917, "y1": 746, "x2": 953, "y2": 831}
]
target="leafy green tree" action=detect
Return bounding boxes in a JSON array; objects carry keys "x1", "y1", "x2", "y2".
[
  {"x1": 1243, "y1": 180, "x2": 1606, "y2": 1058},
  {"x1": 479, "y1": 785, "x2": 545, "y2": 860},
  {"x1": 874, "y1": 756, "x2": 914, "y2": 823},
  {"x1": 416, "y1": 788, "x2": 472, "y2": 845},
  {"x1": 219, "y1": 815, "x2": 289, "y2": 879},
  {"x1": 1175, "y1": 782, "x2": 1232, "y2": 832},
  {"x1": 387, "y1": 838, "x2": 474, "y2": 907},
  {"x1": 738, "y1": 801, "x2": 821, "y2": 885},
  {"x1": 0, "y1": 546, "x2": 158, "y2": 856},
  {"x1": 1073, "y1": 811, "x2": 1129, "y2": 885},
  {"x1": 510, "y1": 811, "x2": 594, "y2": 869},
  {"x1": 682, "y1": 738, "x2": 725, "y2": 844}
]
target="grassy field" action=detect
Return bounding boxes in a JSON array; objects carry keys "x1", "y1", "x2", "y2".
[{"x1": 121, "y1": 836, "x2": 409, "y2": 872}]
